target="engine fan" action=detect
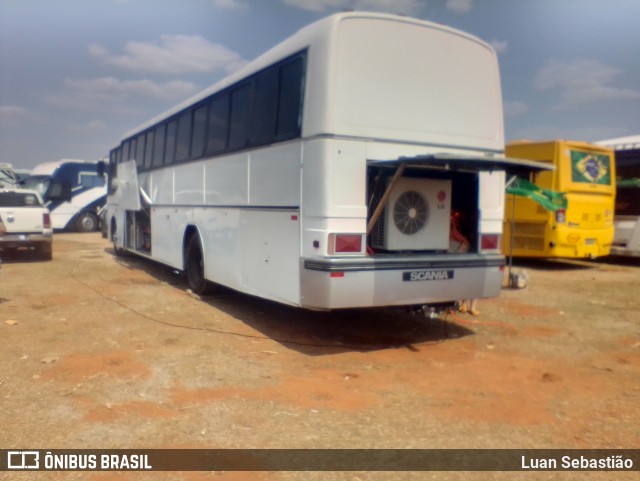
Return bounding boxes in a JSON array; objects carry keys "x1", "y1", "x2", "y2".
[{"x1": 393, "y1": 190, "x2": 429, "y2": 235}]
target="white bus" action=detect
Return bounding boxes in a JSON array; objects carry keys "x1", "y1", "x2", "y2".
[{"x1": 107, "y1": 12, "x2": 547, "y2": 311}]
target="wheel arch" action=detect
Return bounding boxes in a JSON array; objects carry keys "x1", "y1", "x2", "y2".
[{"x1": 182, "y1": 224, "x2": 200, "y2": 270}]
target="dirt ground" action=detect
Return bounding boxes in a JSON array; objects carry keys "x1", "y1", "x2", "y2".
[{"x1": 1, "y1": 233, "x2": 639, "y2": 480}]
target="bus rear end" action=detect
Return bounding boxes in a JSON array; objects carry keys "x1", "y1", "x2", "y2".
[
  {"x1": 504, "y1": 141, "x2": 615, "y2": 259},
  {"x1": 298, "y1": 13, "x2": 538, "y2": 310}
]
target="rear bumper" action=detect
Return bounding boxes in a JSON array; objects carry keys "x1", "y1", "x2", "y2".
[
  {"x1": 300, "y1": 253, "x2": 505, "y2": 310},
  {"x1": 0, "y1": 232, "x2": 52, "y2": 251}
]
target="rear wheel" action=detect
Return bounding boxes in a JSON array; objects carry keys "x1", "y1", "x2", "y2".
[
  {"x1": 111, "y1": 218, "x2": 124, "y2": 257},
  {"x1": 36, "y1": 243, "x2": 52, "y2": 261},
  {"x1": 76, "y1": 212, "x2": 98, "y2": 232},
  {"x1": 185, "y1": 234, "x2": 213, "y2": 295}
]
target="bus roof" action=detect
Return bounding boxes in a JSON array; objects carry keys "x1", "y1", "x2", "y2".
[
  {"x1": 596, "y1": 135, "x2": 640, "y2": 151},
  {"x1": 121, "y1": 11, "x2": 494, "y2": 142},
  {"x1": 30, "y1": 159, "x2": 95, "y2": 176}
]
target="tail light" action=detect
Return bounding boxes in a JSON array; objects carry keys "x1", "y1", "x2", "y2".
[
  {"x1": 43, "y1": 213, "x2": 51, "y2": 229},
  {"x1": 555, "y1": 209, "x2": 566, "y2": 224},
  {"x1": 480, "y1": 233, "x2": 501, "y2": 253},
  {"x1": 328, "y1": 234, "x2": 362, "y2": 255}
]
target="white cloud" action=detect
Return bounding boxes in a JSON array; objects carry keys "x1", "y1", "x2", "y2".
[
  {"x1": 89, "y1": 35, "x2": 246, "y2": 75},
  {"x1": 213, "y1": 0, "x2": 248, "y2": 10},
  {"x1": 446, "y1": 0, "x2": 472, "y2": 14},
  {"x1": 280, "y1": 0, "x2": 347, "y2": 12},
  {"x1": 280, "y1": 0, "x2": 424, "y2": 15},
  {"x1": 490, "y1": 40, "x2": 508, "y2": 54},
  {"x1": 504, "y1": 101, "x2": 529, "y2": 117},
  {"x1": 0, "y1": 105, "x2": 29, "y2": 118},
  {"x1": 0, "y1": 105, "x2": 31, "y2": 127},
  {"x1": 67, "y1": 120, "x2": 108, "y2": 134},
  {"x1": 534, "y1": 58, "x2": 640, "y2": 108},
  {"x1": 45, "y1": 77, "x2": 200, "y2": 114}
]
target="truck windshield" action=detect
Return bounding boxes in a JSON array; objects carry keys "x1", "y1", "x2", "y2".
[{"x1": 21, "y1": 176, "x2": 50, "y2": 199}]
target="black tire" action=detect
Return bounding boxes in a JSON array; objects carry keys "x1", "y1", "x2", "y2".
[
  {"x1": 185, "y1": 234, "x2": 213, "y2": 295},
  {"x1": 36, "y1": 244, "x2": 52, "y2": 261},
  {"x1": 111, "y1": 218, "x2": 124, "y2": 257},
  {"x1": 76, "y1": 212, "x2": 98, "y2": 232}
]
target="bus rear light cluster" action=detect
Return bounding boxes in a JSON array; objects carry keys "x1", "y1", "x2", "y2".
[
  {"x1": 555, "y1": 209, "x2": 566, "y2": 224},
  {"x1": 480, "y1": 233, "x2": 501, "y2": 253},
  {"x1": 328, "y1": 234, "x2": 362, "y2": 255}
]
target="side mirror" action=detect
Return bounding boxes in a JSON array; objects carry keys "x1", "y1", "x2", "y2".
[{"x1": 97, "y1": 160, "x2": 106, "y2": 177}]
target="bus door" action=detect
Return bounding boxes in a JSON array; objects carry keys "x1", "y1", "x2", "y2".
[{"x1": 114, "y1": 160, "x2": 145, "y2": 251}]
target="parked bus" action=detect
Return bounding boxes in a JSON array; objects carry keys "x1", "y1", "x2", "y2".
[
  {"x1": 503, "y1": 140, "x2": 615, "y2": 259},
  {"x1": 597, "y1": 135, "x2": 640, "y2": 256},
  {"x1": 22, "y1": 159, "x2": 107, "y2": 232},
  {"x1": 107, "y1": 12, "x2": 548, "y2": 311}
]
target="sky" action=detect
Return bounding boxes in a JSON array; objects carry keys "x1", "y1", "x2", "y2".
[{"x1": 1, "y1": 0, "x2": 639, "y2": 170}]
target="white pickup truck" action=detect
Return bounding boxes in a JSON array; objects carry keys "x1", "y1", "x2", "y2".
[{"x1": 0, "y1": 189, "x2": 53, "y2": 260}]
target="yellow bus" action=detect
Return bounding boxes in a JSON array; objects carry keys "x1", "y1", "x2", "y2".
[{"x1": 503, "y1": 140, "x2": 615, "y2": 259}]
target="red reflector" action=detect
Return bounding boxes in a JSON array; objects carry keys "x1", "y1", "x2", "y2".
[
  {"x1": 481, "y1": 234, "x2": 499, "y2": 251},
  {"x1": 330, "y1": 272, "x2": 344, "y2": 278},
  {"x1": 43, "y1": 213, "x2": 51, "y2": 229},
  {"x1": 291, "y1": 215, "x2": 298, "y2": 221},
  {"x1": 334, "y1": 234, "x2": 362, "y2": 253}
]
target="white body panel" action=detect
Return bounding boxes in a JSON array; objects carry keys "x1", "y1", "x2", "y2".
[
  {"x1": 611, "y1": 215, "x2": 640, "y2": 256},
  {"x1": 478, "y1": 171, "x2": 506, "y2": 234}
]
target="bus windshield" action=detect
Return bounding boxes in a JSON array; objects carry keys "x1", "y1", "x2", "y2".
[{"x1": 22, "y1": 175, "x2": 50, "y2": 199}]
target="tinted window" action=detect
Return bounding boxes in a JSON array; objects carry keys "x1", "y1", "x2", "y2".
[
  {"x1": 129, "y1": 138, "x2": 137, "y2": 161},
  {"x1": 80, "y1": 173, "x2": 105, "y2": 188},
  {"x1": 165, "y1": 120, "x2": 177, "y2": 164},
  {"x1": 175, "y1": 111, "x2": 192, "y2": 162},
  {"x1": 0, "y1": 192, "x2": 41, "y2": 207},
  {"x1": 122, "y1": 141, "x2": 131, "y2": 161},
  {"x1": 117, "y1": 51, "x2": 306, "y2": 169},
  {"x1": 144, "y1": 131, "x2": 154, "y2": 169},
  {"x1": 135, "y1": 134, "x2": 145, "y2": 168},
  {"x1": 228, "y1": 85, "x2": 251, "y2": 150},
  {"x1": 206, "y1": 95, "x2": 229, "y2": 155},
  {"x1": 250, "y1": 68, "x2": 279, "y2": 146},
  {"x1": 191, "y1": 104, "x2": 208, "y2": 159},
  {"x1": 277, "y1": 56, "x2": 304, "y2": 139},
  {"x1": 152, "y1": 124, "x2": 166, "y2": 168}
]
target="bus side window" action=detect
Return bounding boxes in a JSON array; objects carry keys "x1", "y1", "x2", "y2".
[
  {"x1": 153, "y1": 124, "x2": 166, "y2": 168},
  {"x1": 191, "y1": 104, "x2": 208, "y2": 159},
  {"x1": 250, "y1": 68, "x2": 279, "y2": 146},
  {"x1": 144, "y1": 130, "x2": 154, "y2": 169},
  {"x1": 122, "y1": 140, "x2": 131, "y2": 161},
  {"x1": 229, "y1": 84, "x2": 251, "y2": 151},
  {"x1": 135, "y1": 134, "x2": 145, "y2": 169},
  {"x1": 277, "y1": 56, "x2": 305, "y2": 139},
  {"x1": 165, "y1": 120, "x2": 177, "y2": 165},
  {"x1": 206, "y1": 95, "x2": 230, "y2": 155},
  {"x1": 175, "y1": 110, "x2": 193, "y2": 163}
]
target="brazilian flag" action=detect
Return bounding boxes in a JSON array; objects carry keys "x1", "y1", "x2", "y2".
[
  {"x1": 571, "y1": 150, "x2": 611, "y2": 185},
  {"x1": 507, "y1": 177, "x2": 567, "y2": 212}
]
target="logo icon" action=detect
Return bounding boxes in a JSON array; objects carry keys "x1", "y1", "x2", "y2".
[{"x1": 7, "y1": 451, "x2": 40, "y2": 470}]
